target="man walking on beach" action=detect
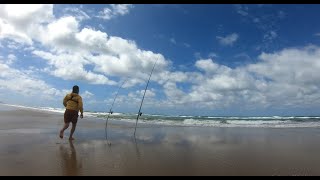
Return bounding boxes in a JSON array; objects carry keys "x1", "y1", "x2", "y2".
[{"x1": 59, "y1": 85, "x2": 84, "y2": 140}]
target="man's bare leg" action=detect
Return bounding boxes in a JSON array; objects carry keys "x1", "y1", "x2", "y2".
[
  {"x1": 60, "y1": 123, "x2": 70, "y2": 139},
  {"x1": 69, "y1": 123, "x2": 77, "y2": 140}
]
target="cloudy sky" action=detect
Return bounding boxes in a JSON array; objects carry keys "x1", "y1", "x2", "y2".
[{"x1": 1, "y1": 4, "x2": 320, "y2": 116}]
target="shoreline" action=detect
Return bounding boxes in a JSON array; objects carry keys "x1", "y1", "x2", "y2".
[
  {"x1": 1, "y1": 104, "x2": 320, "y2": 175},
  {"x1": 2, "y1": 103, "x2": 320, "y2": 129}
]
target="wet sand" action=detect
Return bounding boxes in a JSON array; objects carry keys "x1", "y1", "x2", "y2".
[{"x1": 1, "y1": 104, "x2": 320, "y2": 176}]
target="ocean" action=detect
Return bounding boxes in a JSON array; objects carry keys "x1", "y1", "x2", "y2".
[{"x1": 2, "y1": 103, "x2": 320, "y2": 128}]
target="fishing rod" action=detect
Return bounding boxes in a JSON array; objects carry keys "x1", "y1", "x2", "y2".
[
  {"x1": 105, "y1": 78, "x2": 128, "y2": 143},
  {"x1": 134, "y1": 59, "x2": 158, "y2": 136}
]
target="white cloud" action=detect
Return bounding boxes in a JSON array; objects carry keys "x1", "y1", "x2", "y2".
[
  {"x1": 170, "y1": 38, "x2": 176, "y2": 44},
  {"x1": 314, "y1": 33, "x2": 320, "y2": 37},
  {"x1": 63, "y1": 7, "x2": 90, "y2": 21},
  {"x1": 248, "y1": 45, "x2": 320, "y2": 85},
  {"x1": 98, "y1": 24, "x2": 104, "y2": 30},
  {"x1": 105, "y1": 88, "x2": 157, "y2": 108},
  {"x1": 7, "y1": 41, "x2": 27, "y2": 50},
  {"x1": 234, "y1": 4, "x2": 249, "y2": 16},
  {"x1": 234, "y1": 53, "x2": 252, "y2": 62},
  {"x1": 263, "y1": 30, "x2": 278, "y2": 41},
  {"x1": 194, "y1": 52, "x2": 202, "y2": 59},
  {"x1": 32, "y1": 50, "x2": 117, "y2": 85},
  {"x1": 162, "y1": 82, "x2": 186, "y2": 104},
  {"x1": 97, "y1": 4, "x2": 133, "y2": 20},
  {"x1": 0, "y1": 62, "x2": 64, "y2": 99},
  {"x1": 98, "y1": 8, "x2": 112, "y2": 20},
  {"x1": 75, "y1": 27, "x2": 110, "y2": 53},
  {"x1": 137, "y1": 89, "x2": 156, "y2": 98},
  {"x1": 0, "y1": 5, "x2": 170, "y2": 87},
  {"x1": 111, "y1": 4, "x2": 133, "y2": 15},
  {"x1": 0, "y1": 4, "x2": 54, "y2": 45},
  {"x1": 162, "y1": 45, "x2": 320, "y2": 109},
  {"x1": 216, "y1": 33, "x2": 239, "y2": 46},
  {"x1": 253, "y1": 18, "x2": 260, "y2": 23},
  {"x1": 6, "y1": 54, "x2": 16, "y2": 65},
  {"x1": 2, "y1": 4, "x2": 320, "y2": 112},
  {"x1": 0, "y1": 18, "x2": 33, "y2": 45},
  {"x1": 208, "y1": 52, "x2": 218, "y2": 58},
  {"x1": 86, "y1": 36, "x2": 169, "y2": 82},
  {"x1": 1, "y1": 4, "x2": 53, "y2": 24},
  {"x1": 82, "y1": 90, "x2": 94, "y2": 99},
  {"x1": 170, "y1": 38, "x2": 191, "y2": 48},
  {"x1": 195, "y1": 59, "x2": 219, "y2": 73},
  {"x1": 183, "y1": 43, "x2": 191, "y2": 48},
  {"x1": 233, "y1": 5, "x2": 286, "y2": 52},
  {"x1": 278, "y1": 11, "x2": 286, "y2": 19},
  {"x1": 41, "y1": 16, "x2": 79, "y2": 49},
  {"x1": 121, "y1": 45, "x2": 320, "y2": 111},
  {"x1": 31, "y1": 25, "x2": 170, "y2": 86},
  {"x1": 156, "y1": 71, "x2": 189, "y2": 85}
]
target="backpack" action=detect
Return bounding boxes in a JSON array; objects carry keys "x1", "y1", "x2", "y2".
[{"x1": 68, "y1": 94, "x2": 79, "y2": 104}]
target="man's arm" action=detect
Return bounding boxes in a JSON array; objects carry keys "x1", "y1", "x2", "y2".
[
  {"x1": 78, "y1": 97, "x2": 84, "y2": 118},
  {"x1": 63, "y1": 95, "x2": 68, "y2": 107}
]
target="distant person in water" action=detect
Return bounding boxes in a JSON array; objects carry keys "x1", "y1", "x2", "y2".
[{"x1": 59, "y1": 85, "x2": 84, "y2": 140}]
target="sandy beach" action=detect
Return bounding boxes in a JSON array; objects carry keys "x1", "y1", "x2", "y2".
[{"x1": 1, "y1": 104, "x2": 320, "y2": 176}]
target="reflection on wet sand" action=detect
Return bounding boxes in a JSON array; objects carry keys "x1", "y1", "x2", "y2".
[
  {"x1": 2, "y1": 103, "x2": 320, "y2": 175},
  {"x1": 133, "y1": 136, "x2": 141, "y2": 160},
  {"x1": 59, "y1": 140, "x2": 82, "y2": 176}
]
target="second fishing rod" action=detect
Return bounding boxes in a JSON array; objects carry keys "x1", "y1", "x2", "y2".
[
  {"x1": 105, "y1": 78, "x2": 128, "y2": 144},
  {"x1": 134, "y1": 58, "x2": 158, "y2": 136}
]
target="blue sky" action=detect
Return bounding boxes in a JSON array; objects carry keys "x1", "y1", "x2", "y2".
[{"x1": 1, "y1": 4, "x2": 320, "y2": 116}]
